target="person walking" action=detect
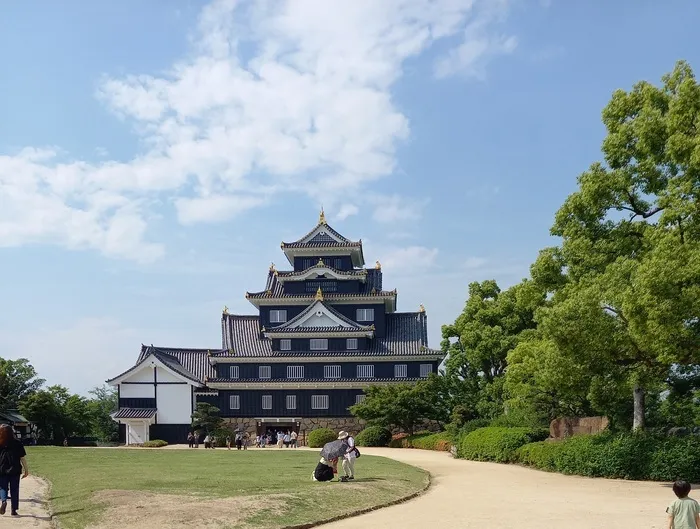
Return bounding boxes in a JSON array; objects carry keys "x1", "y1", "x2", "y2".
[
  {"x1": 277, "y1": 430, "x2": 284, "y2": 449},
  {"x1": 0, "y1": 424, "x2": 29, "y2": 517},
  {"x1": 235, "y1": 432, "x2": 243, "y2": 450},
  {"x1": 242, "y1": 432, "x2": 249, "y2": 450},
  {"x1": 290, "y1": 430, "x2": 298, "y2": 448},
  {"x1": 187, "y1": 432, "x2": 194, "y2": 448},
  {"x1": 338, "y1": 431, "x2": 358, "y2": 482}
]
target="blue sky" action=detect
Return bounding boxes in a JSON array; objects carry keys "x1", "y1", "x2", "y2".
[{"x1": 1, "y1": 0, "x2": 699, "y2": 395}]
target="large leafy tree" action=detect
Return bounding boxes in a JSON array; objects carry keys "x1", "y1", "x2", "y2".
[
  {"x1": 0, "y1": 358, "x2": 44, "y2": 409},
  {"x1": 513, "y1": 61, "x2": 700, "y2": 430},
  {"x1": 441, "y1": 279, "x2": 544, "y2": 419},
  {"x1": 87, "y1": 385, "x2": 119, "y2": 442},
  {"x1": 350, "y1": 382, "x2": 443, "y2": 434}
]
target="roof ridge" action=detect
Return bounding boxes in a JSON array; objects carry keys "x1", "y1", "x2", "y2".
[{"x1": 282, "y1": 219, "x2": 355, "y2": 246}]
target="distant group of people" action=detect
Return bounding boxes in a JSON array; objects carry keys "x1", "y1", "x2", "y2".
[
  {"x1": 312, "y1": 430, "x2": 358, "y2": 483},
  {"x1": 255, "y1": 429, "x2": 297, "y2": 448}
]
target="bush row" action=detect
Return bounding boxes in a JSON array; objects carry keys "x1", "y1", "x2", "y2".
[
  {"x1": 142, "y1": 439, "x2": 168, "y2": 448},
  {"x1": 516, "y1": 433, "x2": 700, "y2": 482},
  {"x1": 307, "y1": 428, "x2": 337, "y2": 448},
  {"x1": 456, "y1": 427, "x2": 549, "y2": 463},
  {"x1": 388, "y1": 431, "x2": 454, "y2": 451}
]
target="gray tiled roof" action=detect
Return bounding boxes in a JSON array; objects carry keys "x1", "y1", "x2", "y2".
[
  {"x1": 249, "y1": 268, "x2": 390, "y2": 299},
  {"x1": 218, "y1": 311, "x2": 442, "y2": 358},
  {"x1": 276, "y1": 265, "x2": 368, "y2": 278},
  {"x1": 103, "y1": 345, "x2": 221, "y2": 384},
  {"x1": 281, "y1": 221, "x2": 356, "y2": 246},
  {"x1": 112, "y1": 408, "x2": 157, "y2": 419}
]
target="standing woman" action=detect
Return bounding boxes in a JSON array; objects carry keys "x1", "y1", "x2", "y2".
[{"x1": 0, "y1": 424, "x2": 29, "y2": 516}]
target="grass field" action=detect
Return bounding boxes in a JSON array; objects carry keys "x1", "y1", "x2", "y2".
[{"x1": 28, "y1": 447, "x2": 428, "y2": 529}]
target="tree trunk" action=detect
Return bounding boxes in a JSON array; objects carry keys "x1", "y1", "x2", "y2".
[{"x1": 632, "y1": 385, "x2": 645, "y2": 431}]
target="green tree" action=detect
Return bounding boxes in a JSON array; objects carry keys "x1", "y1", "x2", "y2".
[
  {"x1": 87, "y1": 385, "x2": 118, "y2": 442},
  {"x1": 441, "y1": 279, "x2": 544, "y2": 420},
  {"x1": 0, "y1": 358, "x2": 45, "y2": 409},
  {"x1": 350, "y1": 383, "x2": 437, "y2": 434},
  {"x1": 505, "y1": 61, "x2": 700, "y2": 431},
  {"x1": 191, "y1": 402, "x2": 223, "y2": 434}
]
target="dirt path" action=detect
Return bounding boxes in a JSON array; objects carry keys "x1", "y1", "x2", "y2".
[
  {"x1": 4, "y1": 476, "x2": 52, "y2": 527},
  {"x1": 324, "y1": 448, "x2": 671, "y2": 529}
]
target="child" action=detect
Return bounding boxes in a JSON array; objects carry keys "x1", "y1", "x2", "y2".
[{"x1": 666, "y1": 480, "x2": 700, "y2": 529}]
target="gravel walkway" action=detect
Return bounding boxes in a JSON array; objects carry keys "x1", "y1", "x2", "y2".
[{"x1": 324, "y1": 447, "x2": 671, "y2": 529}]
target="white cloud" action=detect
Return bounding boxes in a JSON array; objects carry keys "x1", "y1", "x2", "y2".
[
  {"x1": 464, "y1": 256, "x2": 488, "y2": 269},
  {"x1": 371, "y1": 194, "x2": 429, "y2": 223},
  {"x1": 335, "y1": 204, "x2": 359, "y2": 221},
  {"x1": 175, "y1": 194, "x2": 267, "y2": 224},
  {"x1": 380, "y1": 245, "x2": 438, "y2": 271},
  {"x1": 0, "y1": 0, "x2": 520, "y2": 262},
  {"x1": 434, "y1": 0, "x2": 517, "y2": 79}
]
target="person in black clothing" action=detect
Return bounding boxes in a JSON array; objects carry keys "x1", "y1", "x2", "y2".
[
  {"x1": 0, "y1": 424, "x2": 29, "y2": 516},
  {"x1": 312, "y1": 457, "x2": 338, "y2": 482}
]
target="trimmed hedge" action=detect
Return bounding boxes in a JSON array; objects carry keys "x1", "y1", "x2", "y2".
[
  {"x1": 142, "y1": 440, "x2": 168, "y2": 448},
  {"x1": 457, "y1": 427, "x2": 549, "y2": 463},
  {"x1": 516, "y1": 433, "x2": 700, "y2": 482},
  {"x1": 356, "y1": 426, "x2": 392, "y2": 447},
  {"x1": 389, "y1": 431, "x2": 454, "y2": 451},
  {"x1": 307, "y1": 428, "x2": 337, "y2": 448}
]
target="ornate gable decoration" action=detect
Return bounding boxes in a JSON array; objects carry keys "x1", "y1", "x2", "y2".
[{"x1": 263, "y1": 300, "x2": 375, "y2": 338}]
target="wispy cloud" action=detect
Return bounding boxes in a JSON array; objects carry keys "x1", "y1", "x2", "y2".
[
  {"x1": 380, "y1": 245, "x2": 438, "y2": 272},
  {"x1": 0, "y1": 0, "x2": 521, "y2": 262},
  {"x1": 335, "y1": 204, "x2": 359, "y2": 221}
]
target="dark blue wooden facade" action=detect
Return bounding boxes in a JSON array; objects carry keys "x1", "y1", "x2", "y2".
[
  {"x1": 119, "y1": 397, "x2": 156, "y2": 409},
  {"x1": 214, "y1": 360, "x2": 439, "y2": 379},
  {"x1": 198, "y1": 389, "x2": 364, "y2": 417}
]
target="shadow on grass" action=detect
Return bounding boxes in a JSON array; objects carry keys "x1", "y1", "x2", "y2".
[{"x1": 351, "y1": 477, "x2": 386, "y2": 483}]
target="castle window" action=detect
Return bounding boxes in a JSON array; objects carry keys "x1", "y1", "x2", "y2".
[
  {"x1": 356, "y1": 308, "x2": 375, "y2": 322},
  {"x1": 311, "y1": 395, "x2": 329, "y2": 410},
  {"x1": 394, "y1": 364, "x2": 407, "y2": 378},
  {"x1": 355, "y1": 394, "x2": 366, "y2": 405},
  {"x1": 306, "y1": 280, "x2": 337, "y2": 293},
  {"x1": 270, "y1": 310, "x2": 287, "y2": 323},
  {"x1": 229, "y1": 395, "x2": 240, "y2": 410},
  {"x1": 287, "y1": 365, "x2": 304, "y2": 379},
  {"x1": 334, "y1": 258, "x2": 343, "y2": 269},
  {"x1": 286, "y1": 395, "x2": 297, "y2": 410},
  {"x1": 280, "y1": 339, "x2": 291, "y2": 351},
  {"x1": 420, "y1": 364, "x2": 433, "y2": 378},
  {"x1": 229, "y1": 366, "x2": 239, "y2": 379},
  {"x1": 310, "y1": 339, "x2": 328, "y2": 350},
  {"x1": 259, "y1": 366, "x2": 271, "y2": 379},
  {"x1": 324, "y1": 365, "x2": 341, "y2": 379},
  {"x1": 302, "y1": 258, "x2": 313, "y2": 269},
  {"x1": 357, "y1": 365, "x2": 374, "y2": 378},
  {"x1": 346, "y1": 338, "x2": 358, "y2": 350},
  {"x1": 262, "y1": 395, "x2": 272, "y2": 409}
]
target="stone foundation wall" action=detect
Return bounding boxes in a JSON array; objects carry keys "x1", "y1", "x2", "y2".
[
  {"x1": 549, "y1": 416, "x2": 609, "y2": 440},
  {"x1": 219, "y1": 417, "x2": 367, "y2": 446}
]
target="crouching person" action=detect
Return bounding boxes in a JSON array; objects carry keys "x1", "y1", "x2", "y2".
[
  {"x1": 0, "y1": 424, "x2": 29, "y2": 517},
  {"x1": 312, "y1": 457, "x2": 338, "y2": 482}
]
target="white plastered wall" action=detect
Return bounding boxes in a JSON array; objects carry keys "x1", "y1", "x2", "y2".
[
  {"x1": 119, "y1": 383, "x2": 155, "y2": 399},
  {"x1": 157, "y1": 384, "x2": 193, "y2": 424}
]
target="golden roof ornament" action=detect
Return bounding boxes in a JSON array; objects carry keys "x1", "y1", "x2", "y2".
[
  {"x1": 266, "y1": 289, "x2": 272, "y2": 296},
  {"x1": 223, "y1": 305, "x2": 229, "y2": 315},
  {"x1": 269, "y1": 262, "x2": 276, "y2": 272},
  {"x1": 375, "y1": 260, "x2": 381, "y2": 270},
  {"x1": 315, "y1": 287, "x2": 324, "y2": 301},
  {"x1": 261, "y1": 326, "x2": 266, "y2": 333},
  {"x1": 419, "y1": 304, "x2": 425, "y2": 313},
  {"x1": 319, "y1": 207, "x2": 327, "y2": 225},
  {"x1": 318, "y1": 257, "x2": 324, "y2": 266}
]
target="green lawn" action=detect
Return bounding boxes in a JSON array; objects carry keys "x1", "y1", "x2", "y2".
[{"x1": 28, "y1": 447, "x2": 428, "y2": 529}]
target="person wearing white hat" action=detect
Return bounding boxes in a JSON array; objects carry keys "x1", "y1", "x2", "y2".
[{"x1": 337, "y1": 431, "x2": 358, "y2": 482}]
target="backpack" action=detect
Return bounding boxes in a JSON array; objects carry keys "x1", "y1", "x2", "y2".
[{"x1": 0, "y1": 446, "x2": 20, "y2": 476}]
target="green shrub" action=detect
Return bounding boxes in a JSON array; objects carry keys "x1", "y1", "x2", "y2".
[
  {"x1": 516, "y1": 433, "x2": 700, "y2": 483},
  {"x1": 355, "y1": 426, "x2": 392, "y2": 447},
  {"x1": 457, "y1": 427, "x2": 549, "y2": 463},
  {"x1": 307, "y1": 428, "x2": 337, "y2": 448},
  {"x1": 515, "y1": 441, "x2": 559, "y2": 471},
  {"x1": 388, "y1": 431, "x2": 453, "y2": 450},
  {"x1": 142, "y1": 440, "x2": 168, "y2": 448}
]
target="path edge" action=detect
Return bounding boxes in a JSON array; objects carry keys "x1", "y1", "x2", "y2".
[{"x1": 280, "y1": 471, "x2": 432, "y2": 529}]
